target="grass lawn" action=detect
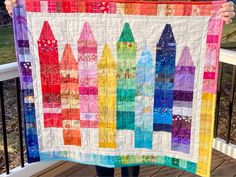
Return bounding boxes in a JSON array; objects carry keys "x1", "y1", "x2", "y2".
[{"x1": 0, "y1": 26, "x2": 16, "y2": 64}]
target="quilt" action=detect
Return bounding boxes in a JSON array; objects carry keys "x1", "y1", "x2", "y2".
[{"x1": 13, "y1": 0, "x2": 225, "y2": 176}]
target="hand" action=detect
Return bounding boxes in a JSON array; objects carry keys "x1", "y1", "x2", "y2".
[
  {"x1": 221, "y1": 1, "x2": 235, "y2": 24},
  {"x1": 4, "y1": 0, "x2": 17, "y2": 17}
]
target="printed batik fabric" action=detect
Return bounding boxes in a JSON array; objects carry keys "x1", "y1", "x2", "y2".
[{"x1": 13, "y1": 0, "x2": 225, "y2": 176}]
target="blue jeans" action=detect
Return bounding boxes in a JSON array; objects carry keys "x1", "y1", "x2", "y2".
[{"x1": 95, "y1": 166, "x2": 140, "y2": 177}]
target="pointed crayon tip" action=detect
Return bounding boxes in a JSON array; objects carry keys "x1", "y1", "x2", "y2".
[
  {"x1": 157, "y1": 24, "x2": 176, "y2": 46},
  {"x1": 118, "y1": 23, "x2": 135, "y2": 42},
  {"x1": 104, "y1": 44, "x2": 109, "y2": 50},
  {"x1": 102, "y1": 44, "x2": 113, "y2": 59},
  {"x1": 63, "y1": 43, "x2": 73, "y2": 57},
  {"x1": 138, "y1": 47, "x2": 153, "y2": 65},
  {"x1": 39, "y1": 21, "x2": 55, "y2": 40},
  {"x1": 101, "y1": 44, "x2": 109, "y2": 56},
  {"x1": 165, "y1": 24, "x2": 171, "y2": 30},
  {"x1": 144, "y1": 45, "x2": 148, "y2": 50},
  {"x1": 177, "y1": 46, "x2": 194, "y2": 66},
  {"x1": 64, "y1": 43, "x2": 71, "y2": 50},
  {"x1": 61, "y1": 44, "x2": 77, "y2": 66},
  {"x1": 141, "y1": 47, "x2": 150, "y2": 55},
  {"x1": 79, "y1": 22, "x2": 95, "y2": 41},
  {"x1": 99, "y1": 44, "x2": 116, "y2": 68}
]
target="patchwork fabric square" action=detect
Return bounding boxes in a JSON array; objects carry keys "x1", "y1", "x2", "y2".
[{"x1": 13, "y1": 0, "x2": 225, "y2": 176}]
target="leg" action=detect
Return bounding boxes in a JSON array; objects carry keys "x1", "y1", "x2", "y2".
[
  {"x1": 121, "y1": 166, "x2": 140, "y2": 177},
  {"x1": 95, "y1": 166, "x2": 115, "y2": 177}
]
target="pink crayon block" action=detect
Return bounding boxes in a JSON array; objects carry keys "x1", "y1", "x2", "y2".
[
  {"x1": 80, "y1": 95, "x2": 98, "y2": 112},
  {"x1": 204, "y1": 72, "x2": 215, "y2": 80},
  {"x1": 207, "y1": 35, "x2": 219, "y2": 43},
  {"x1": 80, "y1": 120, "x2": 98, "y2": 128},
  {"x1": 203, "y1": 79, "x2": 217, "y2": 94},
  {"x1": 79, "y1": 87, "x2": 98, "y2": 95},
  {"x1": 78, "y1": 22, "x2": 98, "y2": 128}
]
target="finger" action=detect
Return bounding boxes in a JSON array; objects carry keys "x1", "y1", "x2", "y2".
[
  {"x1": 4, "y1": 1, "x2": 14, "y2": 12},
  {"x1": 220, "y1": 6, "x2": 235, "y2": 13},
  {"x1": 4, "y1": 1, "x2": 11, "y2": 6},
  {"x1": 222, "y1": 1, "x2": 234, "y2": 7},
  {"x1": 222, "y1": 11, "x2": 236, "y2": 18},
  {"x1": 226, "y1": 18, "x2": 233, "y2": 24},
  {"x1": 222, "y1": 17, "x2": 233, "y2": 24},
  {"x1": 6, "y1": 5, "x2": 12, "y2": 12},
  {"x1": 4, "y1": 0, "x2": 14, "y2": 6},
  {"x1": 5, "y1": 5, "x2": 13, "y2": 16},
  {"x1": 4, "y1": 0, "x2": 9, "y2": 4}
]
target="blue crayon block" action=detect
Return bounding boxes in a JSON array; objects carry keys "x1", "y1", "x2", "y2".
[
  {"x1": 155, "y1": 82, "x2": 174, "y2": 90},
  {"x1": 156, "y1": 65, "x2": 175, "y2": 75},
  {"x1": 153, "y1": 123, "x2": 172, "y2": 132},
  {"x1": 135, "y1": 128, "x2": 153, "y2": 149},
  {"x1": 153, "y1": 110, "x2": 172, "y2": 125},
  {"x1": 154, "y1": 90, "x2": 174, "y2": 108}
]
